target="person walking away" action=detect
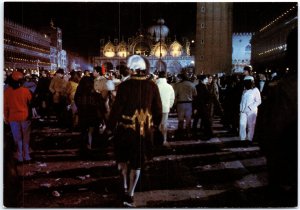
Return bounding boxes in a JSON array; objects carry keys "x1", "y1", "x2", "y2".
[
  {"x1": 66, "y1": 70, "x2": 81, "y2": 130},
  {"x1": 106, "y1": 71, "x2": 119, "y2": 112},
  {"x1": 156, "y1": 70, "x2": 175, "y2": 147},
  {"x1": 193, "y1": 75, "x2": 214, "y2": 140},
  {"x1": 173, "y1": 69, "x2": 197, "y2": 139},
  {"x1": 207, "y1": 74, "x2": 223, "y2": 119},
  {"x1": 4, "y1": 71, "x2": 32, "y2": 163},
  {"x1": 93, "y1": 66, "x2": 115, "y2": 122},
  {"x1": 74, "y1": 76, "x2": 106, "y2": 154},
  {"x1": 49, "y1": 68, "x2": 67, "y2": 127},
  {"x1": 107, "y1": 55, "x2": 162, "y2": 207},
  {"x1": 239, "y1": 76, "x2": 261, "y2": 143}
]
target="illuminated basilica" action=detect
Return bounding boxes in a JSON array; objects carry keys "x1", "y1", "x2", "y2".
[{"x1": 92, "y1": 19, "x2": 195, "y2": 74}]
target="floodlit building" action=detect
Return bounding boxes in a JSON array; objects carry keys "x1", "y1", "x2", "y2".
[
  {"x1": 4, "y1": 19, "x2": 51, "y2": 73},
  {"x1": 92, "y1": 19, "x2": 195, "y2": 74},
  {"x1": 232, "y1": 33, "x2": 252, "y2": 73},
  {"x1": 4, "y1": 19, "x2": 69, "y2": 73}
]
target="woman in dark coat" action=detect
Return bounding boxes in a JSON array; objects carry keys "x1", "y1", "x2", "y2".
[{"x1": 74, "y1": 76, "x2": 106, "y2": 152}]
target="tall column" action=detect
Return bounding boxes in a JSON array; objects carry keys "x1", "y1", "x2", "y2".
[{"x1": 195, "y1": 2, "x2": 233, "y2": 75}]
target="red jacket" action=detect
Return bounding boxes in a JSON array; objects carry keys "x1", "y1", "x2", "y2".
[{"x1": 4, "y1": 86, "x2": 32, "y2": 122}]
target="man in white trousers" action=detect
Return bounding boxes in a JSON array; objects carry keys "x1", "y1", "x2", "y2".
[{"x1": 239, "y1": 75, "x2": 261, "y2": 142}]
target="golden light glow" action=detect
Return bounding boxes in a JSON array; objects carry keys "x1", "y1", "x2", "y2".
[
  {"x1": 152, "y1": 42, "x2": 168, "y2": 58},
  {"x1": 104, "y1": 51, "x2": 115, "y2": 57},
  {"x1": 117, "y1": 41, "x2": 129, "y2": 57},
  {"x1": 103, "y1": 42, "x2": 116, "y2": 58},
  {"x1": 117, "y1": 51, "x2": 128, "y2": 57},
  {"x1": 170, "y1": 41, "x2": 183, "y2": 57},
  {"x1": 154, "y1": 47, "x2": 167, "y2": 57}
]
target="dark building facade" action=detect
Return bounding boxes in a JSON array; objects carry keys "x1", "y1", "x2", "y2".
[
  {"x1": 251, "y1": 4, "x2": 297, "y2": 73},
  {"x1": 4, "y1": 19, "x2": 51, "y2": 72}
]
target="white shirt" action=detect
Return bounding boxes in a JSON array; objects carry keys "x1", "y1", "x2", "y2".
[
  {"x1": 156, "y1": 78, "x2": 175, "y2": 113},
  {"x1": 240, "y1": 87, "x2": 261, "y2": 113},
  {"x1": 94, "y1": 76, "x2": 115, "y2": 92}
]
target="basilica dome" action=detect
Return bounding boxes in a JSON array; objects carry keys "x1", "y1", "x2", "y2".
[{"x1": 148, "y1": 19, "x2": 169, "y2": 42}]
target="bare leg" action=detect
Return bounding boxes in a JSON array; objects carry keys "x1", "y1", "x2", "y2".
[
  {"x1": 123, "y1": 169, "x2": 140, "y2": 207},
  {"x1": 128, "y1": 169, "x2": 141, "y2": 197},
  {"x1": 118, "y1": 162, "x2": 128, "y2": 192}
]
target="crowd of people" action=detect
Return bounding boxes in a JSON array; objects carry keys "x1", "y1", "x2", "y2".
[{"x1": 4, "y1": 52, "x2": 297, "y2": 206}]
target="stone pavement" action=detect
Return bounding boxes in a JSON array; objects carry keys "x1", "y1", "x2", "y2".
[{"x1": 8, "y1": 115, "x2": 295, "y2": 207}]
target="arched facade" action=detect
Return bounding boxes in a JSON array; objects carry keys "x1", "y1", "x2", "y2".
[
  {"x1": 152, "y1": 42, "x2": 168, "y2": 57},
  {"x1": 116, "y1": 41, "x2": 129, "y2": 58},
  {"x1": 103, "y1": 41, "x2": 115, "y2": 58},
  {"x1": 93, "y1": 19, "x2": 195, "y2": 75},
  {"x1": 130, "y1": 36, "x2": 152, "y2": 56},
  {"x1": 169, "y1": 41, "x2": 183, "y2": 57}
]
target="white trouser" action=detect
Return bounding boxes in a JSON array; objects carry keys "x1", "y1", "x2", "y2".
[{"x1": 239, "y1": 111, "x2": 257, "y2": 141}]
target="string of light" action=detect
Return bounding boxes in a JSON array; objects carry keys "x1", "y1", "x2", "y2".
[
  {"x1": 7, "y1": 56, "x2": 51, "y2": 65},
  {"x1": 258, "y1": 44, "x2": 287, "y2": 56},
  {"x1": 4, "y1": 38, "x2": 50, "y2": 53},
  {"x1": 259, "y1": 6, "x2": 296, "y2": 32}
]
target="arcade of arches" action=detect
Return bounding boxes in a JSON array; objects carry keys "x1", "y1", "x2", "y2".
[{"x1": 93, "y1": 19, "x2": 195, "y2": 74}]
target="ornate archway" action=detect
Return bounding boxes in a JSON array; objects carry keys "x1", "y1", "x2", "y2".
[{"x1": 130, "y1": 36, "x2": 152, "y2": 56}]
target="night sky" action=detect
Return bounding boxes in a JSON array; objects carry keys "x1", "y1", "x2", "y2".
[{"x1": 4, "y1": 2, "x2": 297, "y2": 59}]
